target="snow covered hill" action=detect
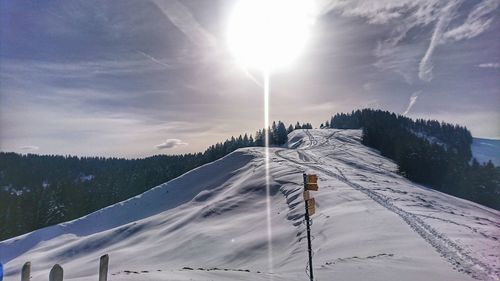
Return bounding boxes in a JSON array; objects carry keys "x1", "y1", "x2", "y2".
[{"x1": 1, "y1": 129, "x2": 499, "y2": 281}]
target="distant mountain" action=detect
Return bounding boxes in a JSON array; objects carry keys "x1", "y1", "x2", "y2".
[{"x1": 472, "y1": 138, "x2": 500, "y2": 166}]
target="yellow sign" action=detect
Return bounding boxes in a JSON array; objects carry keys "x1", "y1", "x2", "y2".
[
  {"x1": 306, "y1": 198, "x2": 315, "y2": 208},
  {"x1": 308, "y1": 204, "x2": 316, "y2": 216},
  {"x1": 307, "y1": 174, "x2": 318, "y2": 184},
  {"x1": 306, "y1": 183, "x2": 318, "y2": 191},
  {"x1": 303, "y1": 190, "x2": 310, "y2": 200},
  {"x1": 306, "y1": 197, "x2": 315, "y2": 205},
  {"x1": 306, "y1": 198, "x2": 316, "y2": 216},
  {"x1": 304, "y1": 174, "x2": 318, "y2": 215}
]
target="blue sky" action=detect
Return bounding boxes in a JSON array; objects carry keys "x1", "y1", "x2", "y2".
[{"x1": 1, "y1": 0, "x2": 499, "y2": 157}]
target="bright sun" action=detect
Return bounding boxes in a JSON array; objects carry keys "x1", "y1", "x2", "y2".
[{"x1": 227, "y1": 0, "x2": 314, "y2": 72}]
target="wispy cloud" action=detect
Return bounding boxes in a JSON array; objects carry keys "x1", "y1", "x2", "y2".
[
  {"x1": 152, "y1": 0, "x2": 216, "y2": 48},
  {"x1": 478, "y1": 62, "x2": 500, "y2": 68},
  {"x1": 156, "y1": 139, "x2": 188, "y2": 150},
  {"x1": 320, "y1": 0, "x2": 499, "y2": 83},
  {"x1": 444, "y1": 0, "x2": 499, "y2": 41},
  {"x1": 19, "y1": 146, "x2": 39, "y2": 151},
  {"x1": 135, "y1": 50, "x2": 173, "y2": 69},
  {"x1": 403, "y1": 91, "x2": 421, "y2": 115},
  {"x1": 1, "y1": 57, "x2": 171, "y2": 79}
]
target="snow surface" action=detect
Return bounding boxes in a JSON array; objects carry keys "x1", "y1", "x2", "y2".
[
  {"x1": 472, "y1": 138, "x2": 500, "y2": 166},
  {"x1": 1, "y1": 129, "x2": 499, "y2": 281},
  {"x1": 78, "y1": 174, "x2": 95, "y2": 182}
]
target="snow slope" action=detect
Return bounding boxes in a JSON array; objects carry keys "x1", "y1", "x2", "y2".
[
  {"x1": 472, "y1": 138, "x2": 500, "y2": 166},
  {"x1": 1, "y1": 129, "x2": 499, "y2": 281}
]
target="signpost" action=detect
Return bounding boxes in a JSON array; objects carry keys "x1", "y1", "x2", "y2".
[
  {"x1": 306, "y1": 198, "x2": 316, "y2": 216},
  {"x1": 303, "y1": 190, "x2": 310, "y2": 200},
  {"x1": 303, "y1": 173, "x2": 319, "y2": 281}
]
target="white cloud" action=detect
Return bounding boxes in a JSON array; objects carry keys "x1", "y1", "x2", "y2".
[
  {"x1": 19, "y1": 145, "x2": 39, "y2": 151},
  {"x1": 478, "y1": 62, "x2": 500, "y2": 68},
  {"x1": 156, "y1": 139, "x2": 188, "y2": 150},
  {"x1": 319, "y1": 0, "x2": 498, "y2": 83},
  {"x1": 444, "y1": 0, "x2": 499, "y2": 41},
  {"x1": 403, "y1": 91, "x2": 421, "y2": 115}
]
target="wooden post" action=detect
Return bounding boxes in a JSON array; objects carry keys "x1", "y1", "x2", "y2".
[
  {"x1": 21, "y1": 262, "x2": 30, "y2": 281},
  {"x1": 303, "y1": 173, "x2": 314, "y2": 281},
  {"x1": 49, "y1": 264, "x2": 63, "y2": 281},
  {"x1": 99, "y1": 254, "x2": 109, "y2": 281}
]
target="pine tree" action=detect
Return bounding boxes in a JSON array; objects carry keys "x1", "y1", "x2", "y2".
[
  {"x1": 271, "y1": 122, "x2": 278, "y2": 145},
  {"x1": 243, "y1": 134, "x2": 249, "y2": 146},
  {"x1": 255, "y1": 130, "x2": 263, "y2": 146},
  {"x1": 276, "y1": 121, "x2": 288, "y2": 145}
]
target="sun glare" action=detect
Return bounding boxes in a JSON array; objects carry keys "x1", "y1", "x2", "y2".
[
  {"x1": 227, "y1": 0, "x2": 314, "y2": 72},
  {"x1": 227, "y1": 1, "x2": 314, "y2": 276}
]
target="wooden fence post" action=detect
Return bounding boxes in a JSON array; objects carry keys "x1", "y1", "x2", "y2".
[
  {"x1": 99, "y1": 254, "x2": 109, "y2": 281},
  {"x1": 21, "y1": 262, "x2": 30, "y2": 281},
  {"x1": 49, "y1": 264, "x2": 63, "y2": 281}
]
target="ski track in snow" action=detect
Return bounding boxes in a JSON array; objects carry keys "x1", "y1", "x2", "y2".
[{"x1": 275, "y1": 129, "x2": 499, "y2": 281}]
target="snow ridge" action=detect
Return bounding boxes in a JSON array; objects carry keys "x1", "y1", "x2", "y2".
[
  {"x1": 1, "y1": 129, "x2": 498, "y2": 281},
  {"x1": 276, "y1": 129, "x2": 499, "y2": 281}
]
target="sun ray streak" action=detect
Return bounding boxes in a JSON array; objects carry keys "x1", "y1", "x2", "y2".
[{"x1": 263, "y1": 69, "x2": 274, "y2": 277}]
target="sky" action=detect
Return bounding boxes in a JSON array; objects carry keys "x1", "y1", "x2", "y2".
[{"x1": 1, "y1": 0, "x2": 499, "y2": 157}]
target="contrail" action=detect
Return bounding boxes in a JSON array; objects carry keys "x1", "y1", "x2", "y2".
[
  {"x1": 135, "y1": 50, "x2": 172, "y2": 69},
  {"x1": 418, "y1": 2, "x2": 458, "y2": 82},
  {"x1": 403, "y1": 91, "x2": 421, "y2": 115}
]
